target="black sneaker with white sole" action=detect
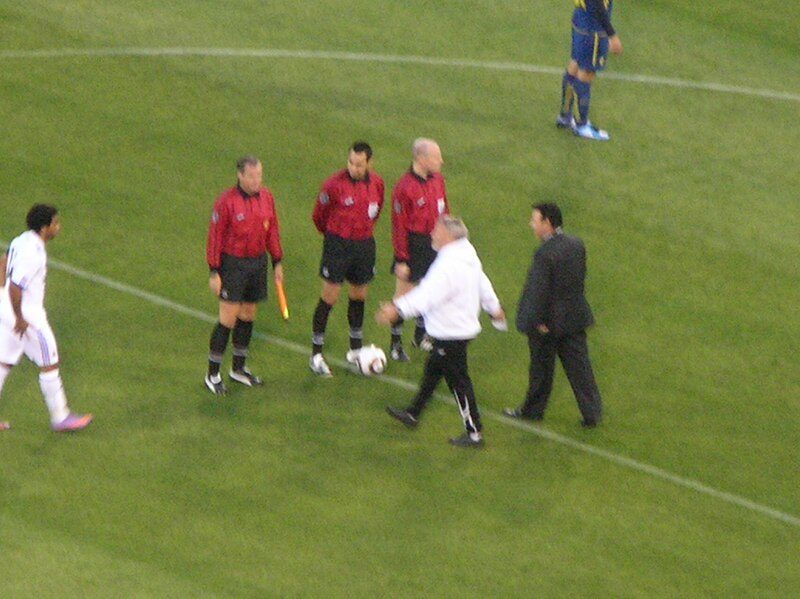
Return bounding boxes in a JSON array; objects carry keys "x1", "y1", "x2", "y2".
[
  {"x1": 229, "y1": 368, "x2": 264, "y2": 387},
  {"x1": 386, "y1": 406, "x2": 418, "y2": 428},
  {"x1": 448, "y1": 433, "x2": 485, "y2": 448},
  {"x1": 411, "y1": 333, "x2": 433, "y2": 352},
  {"x1": 204, "y1": 373, "x2": 228, "y2": 395},
  {"x1": 390, "y1": 343, "x2": 410, "y2": 362}
]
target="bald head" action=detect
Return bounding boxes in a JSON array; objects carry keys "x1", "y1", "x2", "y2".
[{"x1": 411, "y1": 138, "x2": 444, "y2": 177}]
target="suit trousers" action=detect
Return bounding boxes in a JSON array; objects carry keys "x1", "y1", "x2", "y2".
[
  {"x1": 523, "y1": 330, "x2": 602, "y2": 423},
  {"x1": 408, "y1": 338, "x2": 482, "y2": 434}
]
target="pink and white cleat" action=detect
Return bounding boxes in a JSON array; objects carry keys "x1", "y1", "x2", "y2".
[
  {"x1": 0, "y1": 421, "x2": 10, "y2": 431},
  {"x1": 52, "y1": 412, "x2": 93, "y2": 432}
]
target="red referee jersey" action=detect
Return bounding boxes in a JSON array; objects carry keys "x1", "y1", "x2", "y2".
[
  {"x1": 391, "y1": 169, "x2": 448, "y2": 262},
  {"x1": 207, "y1": 185, "x2": 283, "y2": 270},
  {"x1": 312, "y1": 169, "x2": 385, "y2": 240}
]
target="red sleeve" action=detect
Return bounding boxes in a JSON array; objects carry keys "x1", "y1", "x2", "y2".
[
  {"x1": 206, "y1": 194, "x2": 229, "y2": 270},
  {"x1": 372, "y1": 174, "x2": 386, "y2": 222},
  {"x1": 266, "y1": 192, "x2": 283, "y2": 264},
  {"x1": 391, "y1": 178, "x2": 411, "y2": 262},
  {"x1": 377, "y1": 177, "x2": 386, "y2": 212},
  {"x1": 312, "y1": 178, "x2": 333, "y2": 234}
]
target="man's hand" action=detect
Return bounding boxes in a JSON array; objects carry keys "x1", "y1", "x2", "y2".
[
  {"x1": 209, "y1": 272, "x2": 222, "y2": 296},
  {"x1": 273, "y1": 263, "x2": 284, "y2": 283},
  {"x1": 609, "y1": 35, "x2": 623, "y2": 55},
  {"x1": 14, "y1": 317, "x2": 28, "y2": 337},
  {"x1": 491, "y1": 308, "x2": 508, "y2": 331},
  {"x1": 376, "y1": 302, "x2": 400, "y2": 326},
  {"x1": 393, "y1": 262, "x2": 410, "y2": 282}
]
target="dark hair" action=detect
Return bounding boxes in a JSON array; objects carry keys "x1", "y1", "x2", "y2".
[
  {"x1": 350, "y1": 141, "x2": 373, "y2": 160},
  {"x1": 236, "y1": 155, "x2": 261, "y2": 173},
  {"x1": 27, "y1": 204, "x2": 59, "y2": 232},
  {"x1": 532, "y1": 202, "x2": 563, "y2": 228}
]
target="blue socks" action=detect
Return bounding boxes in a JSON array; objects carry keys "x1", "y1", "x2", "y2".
[
  {"x1": 560, "y1": 72, "x2": 577, "y2": 118},
  {"x1": 572, "y1": 78, "x2": 592, "y2": 126}
]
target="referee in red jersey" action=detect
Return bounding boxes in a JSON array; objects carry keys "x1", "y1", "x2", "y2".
[
  {"x1": 205, "y1": 155, "x2": 284, "y2": 395},
  {"x1": 309, "y1": 141, "x2": 385, "y2": 377},
  {"x1": 388, "y1": 138, "x2": 448, "y2": 361}
]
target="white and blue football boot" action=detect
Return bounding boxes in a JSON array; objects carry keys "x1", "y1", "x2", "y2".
[{"x1": 573, "y1": 121, "x2": 610, "y2": 141}]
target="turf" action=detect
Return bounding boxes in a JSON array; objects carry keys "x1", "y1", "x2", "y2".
[{"x1": 1, "y1": 1, "x2": 799, "y2": 597}]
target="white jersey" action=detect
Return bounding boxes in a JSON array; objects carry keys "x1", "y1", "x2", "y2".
[
  {"x1": 1, "y1": 230, "x2": 49, "y2": 326},
  {"x1": 394, "y1": 237, "x2": 501, "y2": 340}
]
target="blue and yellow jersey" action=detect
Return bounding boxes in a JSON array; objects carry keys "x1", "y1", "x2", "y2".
[{"x1": 572, "y1": 0, "x2": 615, "y2": 36}]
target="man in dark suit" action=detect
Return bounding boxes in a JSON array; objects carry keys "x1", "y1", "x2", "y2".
[{"x1": 503, "y1": 203, "x2": 603, "y2": 427}]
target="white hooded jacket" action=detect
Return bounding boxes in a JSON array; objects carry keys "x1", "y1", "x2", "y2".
[{"x1": 393, "y1": 237, "x2": 501, "y2": 340}]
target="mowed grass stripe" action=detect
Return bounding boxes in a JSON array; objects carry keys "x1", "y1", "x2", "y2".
[
  {"x1": 5, "y1": 243, "x2": 795, "y2": 529},
  {"x1": 1, "y1": 46, "x2": 799, "y2": 103}
]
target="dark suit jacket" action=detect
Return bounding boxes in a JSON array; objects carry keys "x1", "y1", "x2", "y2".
[{"x1": 515, "y1": 232, "x2": 595, "y2": 337}]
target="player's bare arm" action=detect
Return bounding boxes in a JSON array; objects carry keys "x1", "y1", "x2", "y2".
[{"x1": 9, "y1": 283, "x2": 28, "y2": 336}]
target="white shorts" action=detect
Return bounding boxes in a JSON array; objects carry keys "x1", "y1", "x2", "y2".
[{"x1": 0, "y1": 316, "x2": 60, "y2": 368}]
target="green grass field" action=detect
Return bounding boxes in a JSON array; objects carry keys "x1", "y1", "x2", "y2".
[{"x1": 1, "y1": 1, "x2": 799, "y2": 597}]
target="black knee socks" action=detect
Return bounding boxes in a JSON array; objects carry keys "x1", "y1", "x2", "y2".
[
  {"x1": 208, "y1": 322, "x2": 231, "y2": 376},
  {"x1": 232, "y1": 319, "x2": 254, "y2": 371}
]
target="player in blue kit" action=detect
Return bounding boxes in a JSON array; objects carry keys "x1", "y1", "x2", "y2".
[{"x1": 557, "y1": 0, "x2": 623, "y2": 141}]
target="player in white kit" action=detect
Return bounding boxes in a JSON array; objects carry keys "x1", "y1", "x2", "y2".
[{"x1": 0, "y1": 204, "x2": 92, "y2": 432}]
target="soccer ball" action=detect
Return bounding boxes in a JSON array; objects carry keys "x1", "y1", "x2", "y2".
[{"x1": 356, "y1": 344, "x2": 387, "y2": 376}]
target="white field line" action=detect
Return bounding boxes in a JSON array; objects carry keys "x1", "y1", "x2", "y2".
[
  {"x1": 0, "y1": 47, "x2": 799, "y2": 103},
  {"x1": 1, "y1": 245, "x2": 795, "y2": 528}
]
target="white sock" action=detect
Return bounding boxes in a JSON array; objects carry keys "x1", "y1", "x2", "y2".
[{"x1": 39, "y1": 369, "x2": 69, "y2": 424}]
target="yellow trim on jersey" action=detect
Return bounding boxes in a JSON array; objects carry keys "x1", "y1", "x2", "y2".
[{"x1": 575, "y1": 1, "x2": 612, "y2": 16}]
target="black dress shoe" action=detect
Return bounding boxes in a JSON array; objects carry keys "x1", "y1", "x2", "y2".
[
  {"x1": 448, "y1": 433, "x2": 485, "y2": 448},
  {"x1": 386, "y1": 406, "x2": 418, "y2": 428},
  {"x1": 502, "y1": 407, "x2": 543, "y2": 421},
  {"x1": 580, "y1": 418, "x2": 599, "y2": 428}
]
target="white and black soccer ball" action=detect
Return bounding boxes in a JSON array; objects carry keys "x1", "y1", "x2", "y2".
[{"x1": 357, "y1": 344, "x2": 387, "y2": 376}]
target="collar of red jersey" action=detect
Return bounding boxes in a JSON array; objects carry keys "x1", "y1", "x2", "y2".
[
  {"x1": 237, "y1": 184, "x2": 260, "y2": 199},
  {"x1": 409, "y1": 165, "x2": 434, "y2": 182},
  {"x1": 346, "y1": 171, "x2": 371, "y2": 184}
]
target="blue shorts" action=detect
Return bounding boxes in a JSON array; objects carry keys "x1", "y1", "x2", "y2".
[{"x1": 571, "y1": 27, "x2": 609, "y2": 72}]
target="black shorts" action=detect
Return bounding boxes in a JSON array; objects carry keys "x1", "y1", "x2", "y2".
[
  {"x1": 391, "y1": 232, "x2": 436, "y2": 283},
  {"x1": 319, "y1": 234, "x2": 376, "y2": 285},
  {"x1": 219, "y1": 253, "x2": 268, "y2": 303}
]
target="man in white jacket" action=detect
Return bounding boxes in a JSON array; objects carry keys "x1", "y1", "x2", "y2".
[{"x1": 376, "y1": 215, "x2": 506, "y2": 447}]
